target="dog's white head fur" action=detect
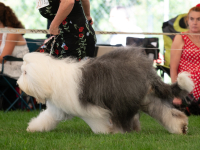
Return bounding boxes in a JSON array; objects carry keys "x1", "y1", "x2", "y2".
[
  {"x1": 17, "y1": 52, "x2": 84, "y2": 104},
  {"x1": 17, "y1": 53, "x2": 54, "y2": 103}
]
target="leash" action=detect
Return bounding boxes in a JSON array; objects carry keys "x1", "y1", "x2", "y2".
[{"x1": 49, "y1": 35, "x2": 59, "y2": 56}]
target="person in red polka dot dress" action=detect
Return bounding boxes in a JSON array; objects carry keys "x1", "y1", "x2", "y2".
[{"x1": 170, "y1": 4, "x2": 200, "y2": 115}]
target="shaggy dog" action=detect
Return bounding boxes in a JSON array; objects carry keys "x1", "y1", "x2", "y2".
[{"x1": 17, "y1": 47, "x2": 194, "y2": 134}]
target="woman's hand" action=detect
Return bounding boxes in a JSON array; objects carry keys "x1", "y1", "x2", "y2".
[
  {"x1": 49, "y1": 23, "x2": 60, "y2": 35},
  {"x1": 86, "y1": 16, "x2": 93, "y2": 25},
  {"x1": 173, "y1": 97, "x2": 182, "y2": 105}
]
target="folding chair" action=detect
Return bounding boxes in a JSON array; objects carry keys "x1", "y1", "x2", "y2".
[
  {"x1": 0, "y1": 38, "x2": 45, "y2": 112},
  {"x1": 25, "y1": 38, "x2": 45, "y2": 52},
  {"x1": 0, "y1": 56, "x2": 35, "y2": 112},
  {"x1": 94, "y1": 44, "x2": 123, "y2": 57},
  {"x1": 126, "y1": 37, "x2": 160, "y2": 61},
  {"x1": 156, "y1": 13, "x2": 188, "y2": 78}
]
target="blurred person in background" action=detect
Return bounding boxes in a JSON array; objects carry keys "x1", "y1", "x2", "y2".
[{"x1": 0, "y1": 2, "x2": 29, "y2": 110}]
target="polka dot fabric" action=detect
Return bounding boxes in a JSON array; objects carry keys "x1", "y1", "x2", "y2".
[{"x1": 178, "y1": 33, "x2": 200, "y2": 101}]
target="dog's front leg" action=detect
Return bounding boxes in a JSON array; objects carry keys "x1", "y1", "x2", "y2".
[
  {"x1": 27, "y1": 100, "x2": 70, "y2": 132},
  {"x1": 141, "y1": 95, "x2": 188, "y2": 134}
]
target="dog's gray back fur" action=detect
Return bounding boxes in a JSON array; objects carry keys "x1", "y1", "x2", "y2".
[{"x1": 80, "y1": 47, "x2": 188, "y2": 131}]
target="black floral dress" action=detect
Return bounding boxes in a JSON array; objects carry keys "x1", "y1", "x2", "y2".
[{"x1": 38, "y1": 0, "x2": 96, "y2": 60}]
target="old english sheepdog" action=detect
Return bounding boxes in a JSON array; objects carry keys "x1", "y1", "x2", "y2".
[{"x1": 17, "y1": 47, "x2": 194, "y2": 134}]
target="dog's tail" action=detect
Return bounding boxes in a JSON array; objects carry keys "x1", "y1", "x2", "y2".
[
  {"x1": 171, "y1": 72, "x2": 194, "y2": 99},
  {"x1": 151, "y1": 72, "x2": 194, "y2": 100}
]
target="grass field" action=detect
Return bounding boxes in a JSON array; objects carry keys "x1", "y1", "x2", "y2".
[{"x1": 0, "y1": 110, "x2": 200, "y2": 150}]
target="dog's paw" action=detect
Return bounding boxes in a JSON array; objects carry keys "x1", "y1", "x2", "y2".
[
  {"x1": 26, "y1": 119, "x2": 45, "y2": 132},
  {"x1": 169, "y1": 108, "x2": 188, "y2": 134},
  {"x1": 26, "y1": 125, "x2": 40, "y2": 132},
  {"x1": 26, "y1": 127, "x2": 35, "y2": 132}
]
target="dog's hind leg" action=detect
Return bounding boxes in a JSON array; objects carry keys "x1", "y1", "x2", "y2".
[
  {"x1": 130, "y1": 113, "x2": 141, "y2": 132},
  {"x1": 80, "y1": 105, "x2": 123, "y2": 134},
  {"x1": 27, "y1": 101, "x2": 71, "y2": 132},
  {"x1": 81, "y1": 116, "x2": 125, "y2": 134},
  {"x1": 81, "y1": 117, "x2": 114, "y2": 134},
  {"x1": 141, "y1": 95, "x2": 188, "y2": 134}
]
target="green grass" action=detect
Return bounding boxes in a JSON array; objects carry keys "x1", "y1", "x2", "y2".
[{"x1": 0, "y1": 111, "x2": 200, "y2": 150}]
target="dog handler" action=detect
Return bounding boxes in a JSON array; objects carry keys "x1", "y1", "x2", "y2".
[
  {"x1": 170, "y1": 4, "x2": 200, "y2": 115},
  {"x1": 37, "y1": 0, "x2": 96, "y2": 60}
]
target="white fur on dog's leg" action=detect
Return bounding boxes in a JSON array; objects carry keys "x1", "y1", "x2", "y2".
[
  {"x1": 81, "y1": 117, "x2": 124, "y2": 134},
  {"x1": 165, "y1": 108, "x2": 188, "y2": 134},
  {"x1": 81, "y1": 117, "x2": 113, "y2": 134},
  {"x1": 27, "y1": 101, "x2": 68, "y2": 132},
  {"x1": 27, "y1": 109, "x2": 59, "y2": 132},
  {"x1": 141, "y1": 96, "x2": 188, "y2": 134}
]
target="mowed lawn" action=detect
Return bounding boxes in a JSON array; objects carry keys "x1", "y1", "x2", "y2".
[{"x1": 0, "y1": 111, "x2": 200, "y2": 150}]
